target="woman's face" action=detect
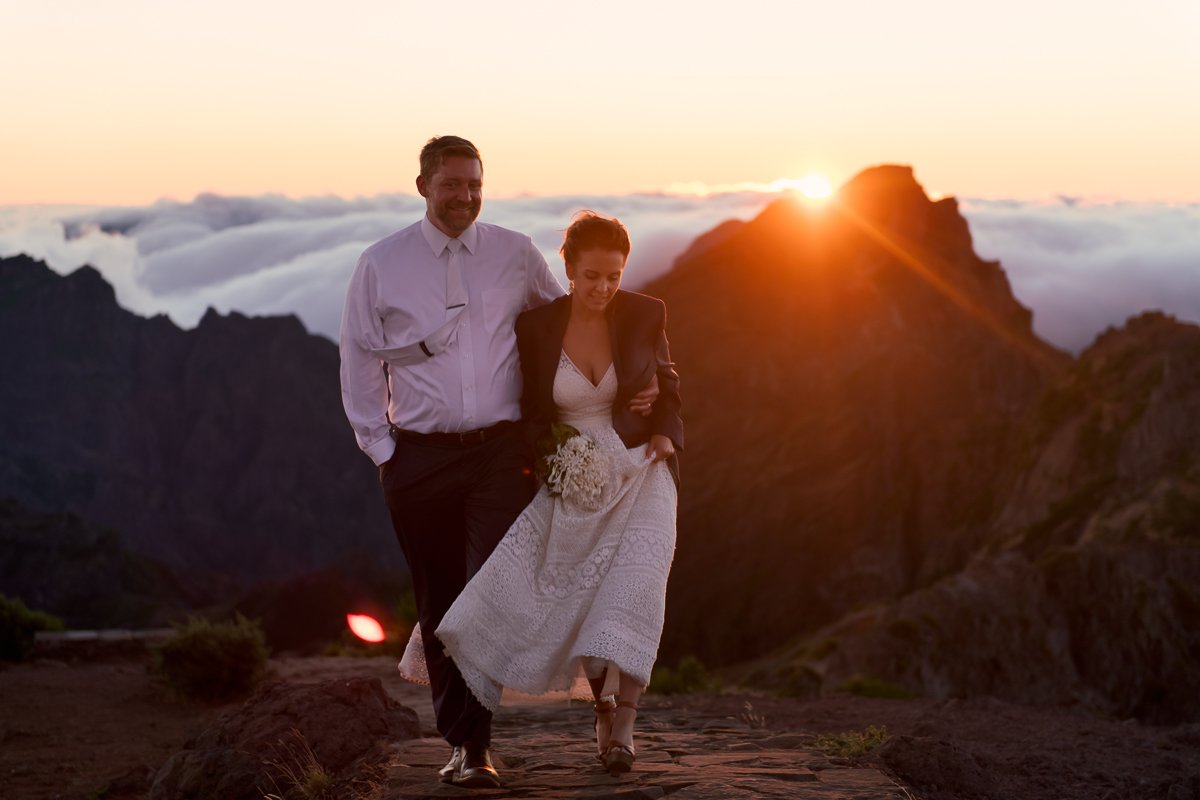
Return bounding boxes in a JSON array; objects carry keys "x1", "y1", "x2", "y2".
[{"x1": 567, "y1": 249, "x2": 626, "y2": 312}]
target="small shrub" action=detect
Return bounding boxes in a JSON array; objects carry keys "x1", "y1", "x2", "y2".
[
  {"x1": 0, "y1": 594, "x2": 65, "y2": 661},
  {"x1": 814, "y1": 724, "x2": 889, "y2": 757},
  {"x1": 775, "y1": 662, "x2": 821, "y2": 699},
  {"x1": 153, "y1": 614, "x2": 268, "y2": 702},
  {"x1": 648, "y1": 655, "x2": 717, "y2": 695},
  {"x1": 807, "y1": 637, "x2": 839, "y2": 659},
  {"x1": 263, "y1": 728, "x2": 335, "y2": 800},
  {"x1": 836, "y1": 674, "x2": 916, "y2": 700}
]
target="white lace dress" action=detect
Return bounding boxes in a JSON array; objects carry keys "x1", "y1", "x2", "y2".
[{"x1": 398, "y1": 351, "x2": 678, "y2": 710}]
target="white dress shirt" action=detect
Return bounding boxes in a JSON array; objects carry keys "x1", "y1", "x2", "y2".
[{"x1": 340, "y1": 216, "x2": 565, "y2": 465}]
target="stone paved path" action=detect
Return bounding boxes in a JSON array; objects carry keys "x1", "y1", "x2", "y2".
[{"x1": 384, "y1": 700, "x2": 909, "y2": 799}]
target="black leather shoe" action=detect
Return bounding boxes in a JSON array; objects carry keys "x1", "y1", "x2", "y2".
[
  {"x1": 438, "y1": 746, "x2": 462, "y2": 784},
  {"x1": 452, "y1": 742, "x2": 501, "y2": 788}
]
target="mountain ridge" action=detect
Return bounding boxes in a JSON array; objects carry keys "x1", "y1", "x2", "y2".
[
  {"x1": 2, "y1": 166, "x2": 1195, "y2": 720},
  {"x1": 642, "y1": 165, "x2": 1198, "y2": 721},
  {"x1": 0, "y1": 254, "x2": 397, "y2": 584}
]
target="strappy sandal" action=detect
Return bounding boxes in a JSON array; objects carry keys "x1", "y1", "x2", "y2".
[
  {"x1": 601, "y1": 701, "x2": 638, "y2": 775},
  {"x1": 593, "y1": 697, "x2": 616, "y2": 762}
]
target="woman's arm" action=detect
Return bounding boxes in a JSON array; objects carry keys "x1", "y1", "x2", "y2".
[{"x1": 649, "y1": 303, "x2": 684, "y2": 453}]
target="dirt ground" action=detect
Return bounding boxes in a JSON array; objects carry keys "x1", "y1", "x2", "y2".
[{"x1": 1, "y1": 648, "x2": 1197, "y2": 800}]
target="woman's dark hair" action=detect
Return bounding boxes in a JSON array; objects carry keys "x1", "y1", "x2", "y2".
[{"x1": 560, "y1": 210, "x2": 630, "y2": 266}]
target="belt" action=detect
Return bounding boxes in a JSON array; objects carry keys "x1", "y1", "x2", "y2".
[{"x1": 392, "y1": 420, "x2": 515, "y2": 448}]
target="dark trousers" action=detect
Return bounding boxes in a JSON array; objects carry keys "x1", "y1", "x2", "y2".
[{"x1": 379, "y1": 426, "x2": 535, "y2": 747}]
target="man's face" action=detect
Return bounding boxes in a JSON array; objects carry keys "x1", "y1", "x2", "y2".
[{"x1": 418, "y1": 156, "x2": 482, "y2": 237}]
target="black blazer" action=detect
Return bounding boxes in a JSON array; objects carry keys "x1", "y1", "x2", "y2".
[{"x1": 515, "y1": 290, "x2": 684, "y2": 486}]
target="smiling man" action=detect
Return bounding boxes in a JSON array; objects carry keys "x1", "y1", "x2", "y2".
[{"x1": 339, "y1": 135, "x2": 564, "y2": 787}]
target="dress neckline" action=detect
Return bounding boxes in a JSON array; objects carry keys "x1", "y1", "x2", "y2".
[{"x1": 561, "y1": 350, "x2": 614, "y2": 389}]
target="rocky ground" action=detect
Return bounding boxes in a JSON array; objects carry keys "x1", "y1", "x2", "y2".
[{"x1": 1, "y1": 649, "x2": 1197, "y2": 799}]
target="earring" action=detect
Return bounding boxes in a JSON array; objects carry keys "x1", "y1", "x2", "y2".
[{"x1": 569, "y1": 280, "x2": 575, "y2": 294}]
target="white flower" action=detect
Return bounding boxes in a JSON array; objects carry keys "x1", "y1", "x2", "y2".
[{"x1": 546, "y1": 434, "x2": 610, "y2": 511}]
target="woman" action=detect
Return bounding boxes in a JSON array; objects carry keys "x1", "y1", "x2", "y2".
[{"x1": 432, "y1": 210, "x2": 682, "y2": 774}]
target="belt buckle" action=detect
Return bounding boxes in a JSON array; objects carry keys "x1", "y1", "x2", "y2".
[{"x1": 458, "y1": 428, "x2": 479, "y2": 445}]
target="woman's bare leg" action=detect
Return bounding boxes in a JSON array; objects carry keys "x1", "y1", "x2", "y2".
[
  {"x1": 589, "y1": 674, "x2": 615, "y2": 757},
  {"x1": 610, "y1": 672, "x2": 643, "y2": 749}
]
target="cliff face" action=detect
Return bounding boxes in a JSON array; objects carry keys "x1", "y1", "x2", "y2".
[
  {"x1": 646, "y1": 166, "x2": 1069, "y2": 663},
  {"x1": 0, "y1": 255, "x2": 396, "y2": 583},
  {"x1": 742, "y1": 312, "x2": 1200, "y2": 722}
]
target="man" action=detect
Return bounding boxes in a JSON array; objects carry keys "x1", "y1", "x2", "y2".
[{"x1": 339, "y1": 136, "x2": 656, "y2": 787}]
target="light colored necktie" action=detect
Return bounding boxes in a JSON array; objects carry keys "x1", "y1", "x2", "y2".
[
  {"x1": 444, "y1": 238, "x2": 467, "y2": 319},
  {"x1": 367, "y1": 238, "x2": 469, "y2": 365}
]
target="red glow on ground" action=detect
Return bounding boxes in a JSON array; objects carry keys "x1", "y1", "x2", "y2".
[{"x1": 346, "y1": 613, "x2": 385, "y2": 643}]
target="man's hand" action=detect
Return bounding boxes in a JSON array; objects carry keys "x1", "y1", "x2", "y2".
[
  {"x1": 628, "y1": 373, "x2": 659, "y2": 417},
  {"x1": 645, "y1": 434, "x2": 675, "y2": 463}
]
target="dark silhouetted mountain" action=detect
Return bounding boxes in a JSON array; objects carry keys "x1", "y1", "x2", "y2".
[
  {"x1": 647, "y1": 165, "x2": 1070, "y2": 665},
  {"x1": 0, "y1": 497, "x2": 233, "y2": 628},
  {"x1": 646, "y1": 165, "x2": 1199, "y2": 721},
  {"x1": 0, "y1": 255, "x2": 397, "y2": 584}
]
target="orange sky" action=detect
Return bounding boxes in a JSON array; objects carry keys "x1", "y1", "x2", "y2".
[{"x1": 4, "y1": 0, "x2": 1199, "y2": 205}]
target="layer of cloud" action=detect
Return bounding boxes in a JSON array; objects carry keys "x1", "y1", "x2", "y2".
[
  {"x1": 1, "y1": 193, "x2": 772, "y2": 341},
  {"x1": 3, "y1": 193, "x2": 1198, "y2": 354},
  {"x1": 962, "y1": 198, "x2": 1200, "y2": 352}
]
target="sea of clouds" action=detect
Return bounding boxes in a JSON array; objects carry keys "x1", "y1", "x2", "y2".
[{"x1": 2, "y1": 192, "x2": 1197, "y2": 353}]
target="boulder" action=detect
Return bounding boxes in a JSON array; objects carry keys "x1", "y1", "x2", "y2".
[{"x1": 150, "y1": 678, "x2": 419, "y2": 799}]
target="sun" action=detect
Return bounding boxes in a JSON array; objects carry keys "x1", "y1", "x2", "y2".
[
  {"x1": 795, "y1": 174, "x2": 834, "y2": 200},
  {"x1": 770, "y1": 174, "x2": 834, "y2": 202}
]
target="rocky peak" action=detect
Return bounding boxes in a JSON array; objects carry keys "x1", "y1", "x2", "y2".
[
  {"x1": 996, "y1": 311, "x2": 1200, "y2": 546},
  {"x1": 647, "y1": 167, "x2": 1069, "y2": 665}
]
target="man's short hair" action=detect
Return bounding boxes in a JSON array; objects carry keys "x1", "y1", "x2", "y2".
[{"x1": 420, "y1": 135, "x2": 482, "y2": 182}]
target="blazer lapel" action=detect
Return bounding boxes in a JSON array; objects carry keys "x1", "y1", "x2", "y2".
[
  {"x1": 607, "y1": 291, "x2": 623, "y2": 383},
  {"x1": 540, "y1": 295, "x2": 572, "y2": 402},
  {"x1": 608, "y1": 291, "x2": 652, "y2": 402}
]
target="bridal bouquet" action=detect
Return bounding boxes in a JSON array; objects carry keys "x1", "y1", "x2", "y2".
[{"x1": 537, "y1": 423, "x2": 610, "y2": 511}]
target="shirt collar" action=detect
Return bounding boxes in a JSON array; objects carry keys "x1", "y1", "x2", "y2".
[{"x1": 421, "y1": 215, "x2": 478, "y2": 256}]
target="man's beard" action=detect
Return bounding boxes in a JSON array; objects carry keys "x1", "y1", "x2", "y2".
[{"x1": 436, "y1": 202, "x2": 480, "y2": 233}]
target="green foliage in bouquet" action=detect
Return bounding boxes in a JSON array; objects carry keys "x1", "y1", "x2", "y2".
[
  {"x1": 152, "y1": 613, "x2": 269, "y2": 701},
  {"x1": 0, "y1": 593, "x2": 65, "y2": 662},
  {"x1": 534, "y1": 423, "x2": 581, "y2": 486}
]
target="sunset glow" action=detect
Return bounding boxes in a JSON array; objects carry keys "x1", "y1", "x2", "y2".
[
  {"x1": 1, "y1": 1, "x2": 1197, "y2": 205},
  {"x1": 793, "y1": 175, "x2": 834, "y2": 201},
  {"x1": 346, "y1": 614, "x2": 385, "y2": 643}
]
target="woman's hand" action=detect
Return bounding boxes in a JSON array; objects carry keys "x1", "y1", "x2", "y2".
[
  {"x1": 646, "y1": 434, "x2": 675, "y2": 463},
  {"x1": 628, "y1": 374, "x2": 659, "y2": 416}
]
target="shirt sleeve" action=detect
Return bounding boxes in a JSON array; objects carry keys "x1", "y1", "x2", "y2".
[
  {"x1": 339, "y1": 252, "x2": 397, "y2": 465},
  {"x1": 524, "y1": 237, "x2": 566, "y2": 310}
]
